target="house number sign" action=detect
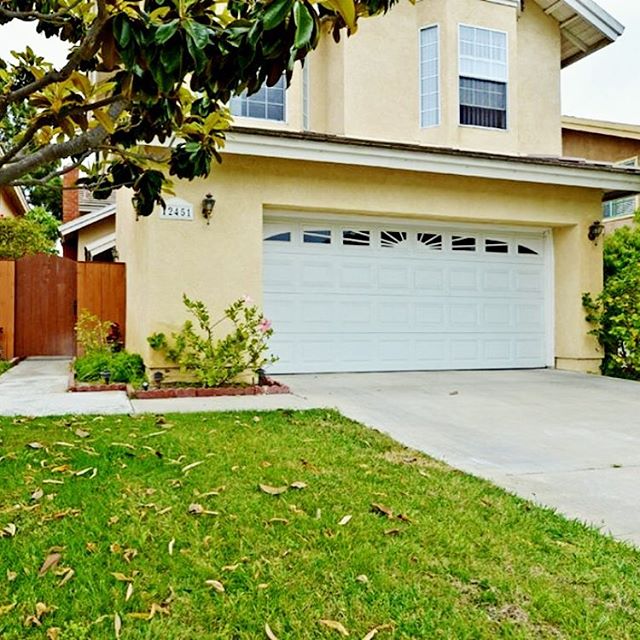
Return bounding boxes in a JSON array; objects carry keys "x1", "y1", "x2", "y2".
[{"x1": 160, "y1": 198, "x2": 194, "y2": 221}]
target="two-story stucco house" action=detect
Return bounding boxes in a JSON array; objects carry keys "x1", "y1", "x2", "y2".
[{"x1": 116, "y1": 0, "x2": 640, "y2": 377}]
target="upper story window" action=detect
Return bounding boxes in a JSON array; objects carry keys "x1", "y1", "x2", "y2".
[
  {"x1": 230, "y1": 76, "x2": 286, "y2": 122},
  {"x1": 459, "y1": 25, "x2": 507, "y2": 130},
  {"x1": 603, "y1": 196, "x2": 637, "y2": 219},
  {"x1": 419, "y1": 25, "x2": 440, "y2": 128}
]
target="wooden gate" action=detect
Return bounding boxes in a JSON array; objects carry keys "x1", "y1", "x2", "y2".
[
  {"x1": 15, "y1": 254, "x2": 77, "y2": 357},
  {"x1": 0, "y1": 255, "x2": 126, "y2": 358}
]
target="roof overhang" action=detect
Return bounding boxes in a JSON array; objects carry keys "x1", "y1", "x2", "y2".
[
  {"x1": 534, "y1": 0, "x2": 624, "y2": 67},
  {"x1": 562, "y1": 116, "x2": 640, "y2": 141},
  {"x1": 59, "y1": 203, "x2": 115, "y2": 237},
  {"x1": 225, "y1": 128, "x2": 640, "y2": 199},
  {"x1": 84, "y1": 232, "x2": 116, "y2": 260}
]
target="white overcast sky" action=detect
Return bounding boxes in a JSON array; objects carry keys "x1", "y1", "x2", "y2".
[{"x1": 0, "y1": 0, "x2": 638, "y2": 124}]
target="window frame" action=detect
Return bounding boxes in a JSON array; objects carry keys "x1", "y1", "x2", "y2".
[
  {"x1": 230, "y1": 76, "x2": 287, "y2": 123},
  {"x1": 419, "y1": 24, "x2": 441, "y2": 129},
  {"x1": 457, "y1": 23, "x2": 509, "y2": 132}
]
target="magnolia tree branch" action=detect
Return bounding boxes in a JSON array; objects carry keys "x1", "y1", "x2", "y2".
[
  {"x1": 0, "y1": 99, "x2": 128, "y2": 186},
  {"x1": 0, "y1": 7, "x2": 109, "y2": 119},
  {"x1": 8, "y1": 151, "x2": 92, "y2": 187}
]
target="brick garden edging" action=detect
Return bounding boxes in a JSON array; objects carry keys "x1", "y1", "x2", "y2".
[{"x1": 129, "y1": 381, "x2": 290, "y2": 400}]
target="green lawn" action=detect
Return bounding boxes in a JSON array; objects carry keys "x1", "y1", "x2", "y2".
[{"x1": 0, "y1": 411, "x2": 639, "y2": 639}]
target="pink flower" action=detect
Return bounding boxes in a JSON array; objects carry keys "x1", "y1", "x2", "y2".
[
  {"x1": 259, "y1": 318, "x2": 272, "y2": 333},
  {"x1": 242, "y1": 294, "x2": 253, "y2": 305}
]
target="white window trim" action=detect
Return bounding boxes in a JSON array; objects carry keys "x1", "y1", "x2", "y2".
[
  {"x1": 457, "y1": 23, "x2": 509, "y2": 132},
  {"x1": 302, "y1": 62, "x2": 310, "y2": 131},
  {"x1": 419, "y1": 24, "x2": 440, "y2": 129}
]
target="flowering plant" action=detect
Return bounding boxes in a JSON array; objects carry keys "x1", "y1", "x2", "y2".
[{"x1": 147, "y1": 295, "x2": 277, "y2": 387}]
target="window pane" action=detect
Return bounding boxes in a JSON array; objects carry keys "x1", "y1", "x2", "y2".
[
  {"x1": 452, "y1": 235, "x2": 476, "y2": 252},
  {"x1": 264, "y1": 232, "x2": 291, "y2": 242},
  {"x1": 304, "y1": 229, "x2": 331, "y2": 244},
  {"x1": 230, "y1": 76, "x2": 286, "y2": 122},
  {"x1": 459, "y1": 77, "x2": 507, "y2": 129},
  {"x1": 343, "y1": 230, "x2": 370, "y2": 246},
  {"x1": 485, "y1": 238, "x2": 509, "y2": 253},
  {"x1": 419, "y1": 25, "x2": 440, "y2": 128}
]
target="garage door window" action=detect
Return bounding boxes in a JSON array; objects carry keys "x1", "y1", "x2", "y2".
[
  {"x1": 304, "y1": 229, "x2": 332, "y2": 244},
  {"x1": 485, "y1": 238, "x2": 509, "y2": 253},
  {"x1": 452, "y1": 235, "x2": 477, "y2": 251},
  {"x1": 265, "y1": 231, "x2": 291, "y2": 242},
  {"x1": 381, "y1": 230, "x2": 408, "y2": 248},
  {"x1": 417, "y1": 232, "x2": 443, "y2": 250},
  {"x1": 343, "y1": 230, "x2": 370, "y2": 246},
  {"x1": 518, "y1": 243, "x2": 539, "y2": 255}
]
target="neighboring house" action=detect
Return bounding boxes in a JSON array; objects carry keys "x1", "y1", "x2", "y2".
[
  {"x1": 0, "y1": 184, "x2": 29, "y2": 218},
  {"x1": 59, "y1": 168, "x2": 117, "y2": 262},
  {"x1": 562, "y1": 116, "x2": 640, "y2": 231},
  {"x1": 116, "y1": 0, "x2": 640, "y2": 377}
]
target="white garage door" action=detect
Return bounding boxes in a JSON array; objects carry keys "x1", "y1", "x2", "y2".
[{"x1": 263, "y1": 218, "x2": 551, "y2": 373}]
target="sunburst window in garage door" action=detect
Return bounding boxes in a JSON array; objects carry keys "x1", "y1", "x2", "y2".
[
  {"x1": 417, "y1": 232, "x2": 443, "y2": 250},
  {"x1": 381, "y1": 231, "x2": 408, "y2": 248}
]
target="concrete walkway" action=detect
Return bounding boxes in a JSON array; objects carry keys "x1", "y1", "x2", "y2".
[
  {"x1": 3, "y1": 359, "x2": 640, "y2": 545},
  {"x1": 0, "y1": 358, "x2": 311, "y2": 416},
  {"x1": 278, "y1": 369, "x2": 640, "y2": 546}
]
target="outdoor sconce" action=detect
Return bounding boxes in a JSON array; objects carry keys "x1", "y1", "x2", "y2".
[
  {"x1": 588, "y1": 220, "x2": 605, "y2": 244},
  {"x1": 153, "y1": 370, "x2": 164, "y2": 388},
  {"x1": 201, "y1": 193, "x2": 216, "y2": 224},
  {"x1": 141, "y1": 381, "x2": 149, "y2": 391}
]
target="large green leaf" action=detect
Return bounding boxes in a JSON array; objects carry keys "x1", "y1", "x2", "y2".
[
  {"x1": 263, "y1": 0, "x2": 295, "y2": 31},
  {"x1": 293, "y1": 1, "x2": 315, "y2": 49}
]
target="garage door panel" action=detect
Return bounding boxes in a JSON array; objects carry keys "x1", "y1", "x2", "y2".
[
  {"x1": 264, "y1": 219, "x2": 549, "y2": 373},
  {"x1": 416, "y1": 303, "x2": 446, "y2": 326}
]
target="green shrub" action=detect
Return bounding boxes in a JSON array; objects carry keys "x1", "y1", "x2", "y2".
[
  {"x1": 584, "y1": 213, "x2": 640, "y2": 380},
  {"x1": 147, "y1": 294, "x2": 276, "y2": 387},
  {"x1": 0, "y1": 216, "x2": 55, "y2": 259},
  {"x1": 74, "y1": 309, "x2": 144, "y2": 384},
  {"x1": 74, "y1": 351, "x2": 145, "y2": 384},
  {"x1": 0, "y1": 360, "x2": 12, "y2": 376}
]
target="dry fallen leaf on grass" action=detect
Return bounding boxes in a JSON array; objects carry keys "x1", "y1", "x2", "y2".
[
  {"x1": 338, "y1": 515, "x2": 352, "y2": 526},
  {"x1": 1, "y1": 523, "x2": 17, "y2": 538},
  {"x1": 362, "y1": 623, "x2": 394, "y2": 640},
  {"x1": 396, "y1": 513, "x2": 412, "y2": 524},
  {"x1": 290, "y1": 481, "x2": 307, "y2": 490},
  {"x1": 111, "y1": 572, "x2": 137, "y2": 583},
  {"x1": 182, "y1": 460, "x2": 204, "y2": 473},
  {"x1": 265, "y1": 622, "x2": 279, "y2": 639},
  {"x1": 74, "y1": 428, "x2": 91, "y2": 439},
  {"x1": 6, "y1": 570, "x2": 17, "y2": 582},
  {"x1": 30, "y1": 488, "x2": 44, "y2": 501},
  {"x1": 56, "y1": 567, "x2": 74, "y2": 588},
  {"x1": 371, "y1": 503, "x2": 393, "y2": 518},
  {"x1": 205, "y1": 579, "x2": 225, "y2": 593},
  {"x1": 42, "y1": 479, "x2": 64, "y2": 485},
  {"x1": 46, "y1": 627, "x2": 61, "y2": 640},
  {"x1": 258, "y1": 484, "x2": 288, "y2": 496},
  {"x1": 26, "y1": 442, "x2": 44, "y2": 450},
  {"x1": 0, "y1": 603, "x2": 16, "y2": 616},
  {"x1": 188, "y1": 503, "x2": 219, "y2": 516},
  {"x1": 168, "y1": 538, "x2": 175, "y2": 556},
  {"x1": 319, "y1": 619, "x2": 350, "y2": 636},
  {"x1": 384, "y1": 528, "x2": 401, "y2": 537},
  {"x1": 114, "y1": 612, "x2": 122, "y2": 639},
  {"x1": 267, "y1": 518, "x2": 290, "y2": 526},
  {"x1": 74, "y1": 467, "x2": 97, "y2": 477},
  {"x1": 356, "y1": 575, "x2": 369, "y2": 584},
  {"x1": 38, "y1": 552, "x2": 61, "y2": 577},
  {"x1": 125, "y1": 582, "x2": 134, "y2": 602}
]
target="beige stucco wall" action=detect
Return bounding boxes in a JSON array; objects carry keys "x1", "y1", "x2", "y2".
[
  {"x1": 117, "y1": 152, "x2": 602, "y2": 374},
  {"x1": 232, "y1": 0, "x2": 562, "y2": 156},
  {"x1": 77, "y1": 217, "x2": 115, "y2": 260},
  {"x1": 562, "y1": 129, "x2": 640, "y2": 163}
]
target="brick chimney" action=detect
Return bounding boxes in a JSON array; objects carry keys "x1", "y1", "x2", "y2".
[{"x1": 62, "y1": 168, "x2": 80, "y2": 223}]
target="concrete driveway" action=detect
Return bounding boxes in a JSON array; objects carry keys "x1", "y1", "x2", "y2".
[{"x1": 279, "y1": 369, "x2": 640, "y2": 545}]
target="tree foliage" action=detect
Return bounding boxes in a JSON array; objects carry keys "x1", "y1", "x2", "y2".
[
  {"x1": 583, "y1": 214, "x2": 640, "y2": 380},
  {"x1": 0, "y1": 214, "x2": 57, "y2": 259},
  {"x1": 0, "y1": 0, "x2": 399, "y2": 217}
]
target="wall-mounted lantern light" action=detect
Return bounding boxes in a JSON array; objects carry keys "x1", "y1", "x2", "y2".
[
  {"x1": 201, "y1": 193, "x2": 216, "y2": 224},
  {"x1": 132, "y1": 194, "x2": 141, "y2": 220},
  {"x1": 588, "y1": 220, "x2": 605, "y2": 245}
]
